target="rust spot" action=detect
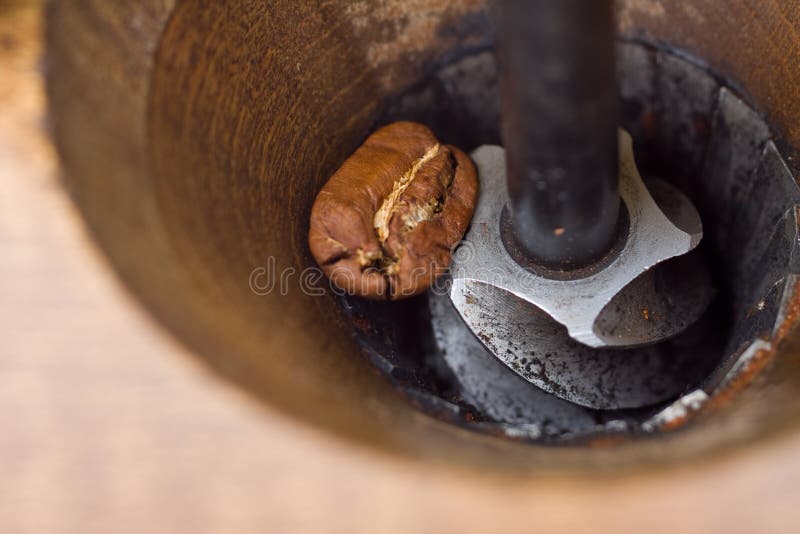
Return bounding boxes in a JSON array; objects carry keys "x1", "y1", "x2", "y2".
[
  {"x1": 706, "y1": 345, "x2": 772, "y2": 412},
  {"x1": 659, "y1": 413, "x2": 691, "y2": 432},
  {"x1": 774, "y1": 278, "x2": 800, "y2": 340},
  {"x1": 693, "y1": 114, "x2": 711, "y2": 137},
  {"x1": 351, "y1": 316, "x2": 372, "y2": 333},
  {"x1": 642, "y1": 110, "x2": 659, "y2": 139},
  {"x1": 707, "y1": 278, "x2": 800, "y2": 413}
]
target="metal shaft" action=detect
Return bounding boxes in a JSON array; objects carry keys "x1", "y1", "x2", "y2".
[{"x1": 496, "y1": 0, "x2": 620, "y2": 267}]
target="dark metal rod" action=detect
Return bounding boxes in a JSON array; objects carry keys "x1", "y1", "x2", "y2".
[{"x1": 496, "y1": 0, "x2": 619, "y2": 267}]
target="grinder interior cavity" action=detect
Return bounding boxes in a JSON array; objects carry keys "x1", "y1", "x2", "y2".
[{"x1": 338, "y1": 40, "x2": 800, "y2": 444}]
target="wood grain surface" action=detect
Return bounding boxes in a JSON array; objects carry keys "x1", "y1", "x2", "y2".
[{"x1": 4, "y1": 2, "x2": 800, "y2": 533}]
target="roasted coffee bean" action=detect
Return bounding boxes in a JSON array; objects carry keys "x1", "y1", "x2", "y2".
[{"x1": 309, "y1": 122, "x2": 478, "y2": 299}]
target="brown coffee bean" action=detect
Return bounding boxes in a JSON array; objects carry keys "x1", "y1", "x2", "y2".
[{"x1": 308, "y1": 121, "x2": 478, "y2": 300}]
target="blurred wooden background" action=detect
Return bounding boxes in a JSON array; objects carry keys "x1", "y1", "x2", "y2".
[{"x1": 3, "y1": 2, "x2": 800, "y2": 532}]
